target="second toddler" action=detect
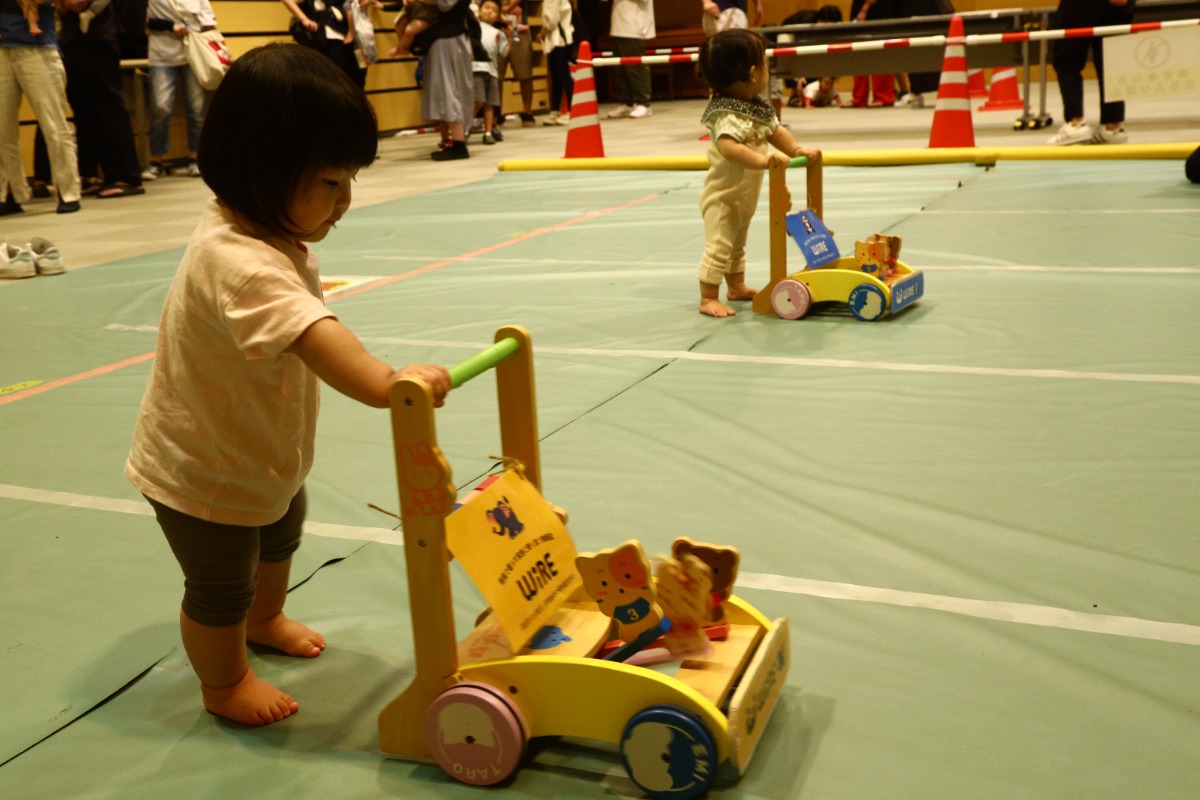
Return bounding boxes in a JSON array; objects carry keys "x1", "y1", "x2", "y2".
[{"x1": 695, "y1": 28, "x2": 821, "y2": 317}]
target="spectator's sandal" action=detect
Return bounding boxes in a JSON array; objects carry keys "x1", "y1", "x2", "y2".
[{"x1": 97, "y1": 182, "x2": 146, "y2": 199}]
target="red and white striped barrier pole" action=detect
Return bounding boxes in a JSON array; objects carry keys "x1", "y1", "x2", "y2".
[{"x1": 589, "y1": 17, "x2": 1200, "y2": 67}]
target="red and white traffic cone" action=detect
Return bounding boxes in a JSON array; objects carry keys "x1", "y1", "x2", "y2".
[
  {"x1": 564, "y1": 41, "x2": 605, "y2": 158},
  {"x1": 979, "y1": 66, "x2": 1024, "y2": 111},
  {"x1": 928, "y1": 16, "x2": 975, "y2": 148},
  {"x1": 967, "y1": 68, "x2": 988, "y2": 98}
]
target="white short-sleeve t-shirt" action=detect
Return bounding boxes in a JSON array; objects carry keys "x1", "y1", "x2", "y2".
[{"x1": 126, "y1": 199, "x2": 336, "y2": 526}]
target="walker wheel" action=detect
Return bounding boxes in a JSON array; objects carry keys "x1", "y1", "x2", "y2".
[
  {"x1": 425, "y1": 682, "x2": 527, "y2": 786},
  {"x1": 770, "y1": 279, "x2": 812, "y2": 320},
  {"x1": 619, "y1": 705, "x2": 717, "y2": 800},
  {"x1": 848, "y1": 283, "x2": 887, "y2": 321}
]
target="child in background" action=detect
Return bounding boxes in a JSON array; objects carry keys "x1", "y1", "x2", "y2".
[
  {"x1": 17, "y1": 0, "x2": 42, "y2": 35},
  {"x1": 803, "y1": 75, "x2": 843, "y2": 107},
  {"x1": 125, "y1": 43, "x2": 450, "y2": 727},
  {"x1": 472, "y1": 0, "x2": 509, "y2": 144},
  {"x1": 388, "y1": 0, "x2": 440, "y2": 55},
  {"x1": 695, "y1": 28, "x2": 820, "y2": 317}
]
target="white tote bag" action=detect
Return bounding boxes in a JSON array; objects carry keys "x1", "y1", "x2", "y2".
[
  {"x1": 168, "y1": 0, "x2": 232, "y2": 91},
  {"x1": 185, "y1": 28, "x2": 232, "y2": 91}
]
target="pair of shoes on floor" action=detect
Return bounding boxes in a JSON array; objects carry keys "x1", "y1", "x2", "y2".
[
  {"x1": 482, "y1": 132, "x2": 496, "y2": 145},
  {"x1": 81, "y1": 177, "x2": 104, "y2": 197},
  {"x1": 431, "y1": 141, "x2": 469, "y2": 161},
  {"x1": 184, "y1": 161, "x2": 202, "y2": 177},
  {"x1": 29, "y1": 179, "x2": 52, "y2": 198},
  {"x1": 98, "y1": 182, "x2": 146, "y2": 199},
  {"x1": 519, "y1": 112, "x2": 536, "y2": 127},
  {"x1": 607, "y1": 103, "x2": 652, "y2": 119},
  {"x1": 897, "y1": 91, "x2": 925, "y2": 108},
  {"x1": 141, "y1": 163, "x2": 164, "y2": 181},
  {"x1": 543, "y1": 111, "x2": 569, "y2": 126},
  {"x1": 57, "y1": 198, "x2": 81, "y2": 214},
  {"x1": 0, "y1": 238, "x2": 63, "y2": 279},
  {"x1": 1047, "y1": 120, "x2": 1094, "y2": 145}
]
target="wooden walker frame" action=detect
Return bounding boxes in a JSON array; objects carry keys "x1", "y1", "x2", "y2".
[
  {"x1": 379, "y1": 326, "x2": 790, "y2": 799},
  {"x1": 753, "y1": 157, "x2": 924, "y2": 321}
]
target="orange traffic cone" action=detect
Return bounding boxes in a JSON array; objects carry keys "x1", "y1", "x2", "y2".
[
  {"x1": 928, "y1": 16, "x2": 974, "y2": 148},
  {"x1": 564, "y1": 41, "x2": 605, "y2": 159},
  {"x1": 967, "y1": 68, "x2": 988, "y2": 98},
  {"x1": 979, "y1": 66, "x2": 1023, "y2": 111}
]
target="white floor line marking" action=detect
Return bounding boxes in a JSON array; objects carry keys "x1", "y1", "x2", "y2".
[
  {"x1": 2, "y1": 482, "x2": 1194, "y2": 646},
  {"x1": 0, "y1": 483, "x2": 395, "y2": 543},
  {"x1": 738, "y1": 571, "x2": 1200, "y2": 647},
  {"x1": 922, "y1": 208, "x2": 1199, "y2": 215},
  {"x1": 358, "y1": 254, "x2": 1200, "y2": 275},
  {"x1": 363, "y1": 338, "x2": 1200, "y2": 386}
]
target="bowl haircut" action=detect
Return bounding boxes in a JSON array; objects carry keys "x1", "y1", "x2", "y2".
[
  {"x1": 697, "y1": 28, "x2": 767, "y2": 93},
  {"x1": 197, "y1": 43, "x2": 379, "y2": 239}
]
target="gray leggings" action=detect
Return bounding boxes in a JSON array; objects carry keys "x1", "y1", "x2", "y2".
[{"x1": 148, "y1": 488, "x2": 306, "y2": 627}]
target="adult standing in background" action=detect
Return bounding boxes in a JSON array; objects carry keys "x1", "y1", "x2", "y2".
[
  {"x1": 56, "y1": 0, "x2": 146, "y2": 198},
  {"x1": 1046, "y1": 0, "x2": 1135, "y2": 145},
  {"x1": 415, "y1": 0, "x2": 475, "y2": 160},
  {"x1": 848, "y1": 0, "x2": 898, "y2": 107},
  {"x1": 283, "y1": 0, "x2": 367, "y2": 87},
  {"x1": 605, "y1": 0, "x2": 655, "y2": 119},
  {"x1": 142, "y1": 0, "x2": 219, "y2": 180},
  {"x1": 499, "y1": 0, "x2": 536, "y2": 126},
  {"x1": 0, "y1": 0, "x2": 82, "y2": 214},
  {"x1": 538, "y1": 0, "x2": 576, "y2": 125}
]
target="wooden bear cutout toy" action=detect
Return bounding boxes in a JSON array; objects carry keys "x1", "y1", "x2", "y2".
[
  {"x1": 670, "y1": 537, "x2": 740, "y2": 625},
  {"x1": 855, "y1": 233, "x2": 902, "y2": 279}
]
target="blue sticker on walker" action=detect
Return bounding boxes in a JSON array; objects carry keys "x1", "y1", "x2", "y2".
[{"x1": 786, "y1": 210, "x2": 840, "y2": 269}]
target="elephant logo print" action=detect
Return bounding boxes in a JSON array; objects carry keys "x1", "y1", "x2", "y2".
[{"x1": 487, "y1": 497, "x2": 524, "y2": 538}]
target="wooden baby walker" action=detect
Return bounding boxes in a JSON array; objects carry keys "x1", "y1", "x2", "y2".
[
  {"x1": 754, "y1": 158, "x2": 925, "y2": 321},
  {"x1": 379, "y1": 326, "x2": 790, "y2": 799}
]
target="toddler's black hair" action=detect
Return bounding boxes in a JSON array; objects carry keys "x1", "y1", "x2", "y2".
[
  {"x1": 197, "y1": 43, "x2": 378, "y2": 239},
  {"x1": 697, "y1": 28, "x2": 767, "y2": 93}
]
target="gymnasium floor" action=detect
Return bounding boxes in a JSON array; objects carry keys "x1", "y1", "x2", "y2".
[{"x1": 2, "y1": 85, "x2": 1199, "y2": 800}]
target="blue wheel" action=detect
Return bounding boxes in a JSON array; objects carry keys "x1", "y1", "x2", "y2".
[
  {"x1": 620, "y1": 705, "x2": 717, "y2": 800},
  {"x1": 848, "y1": 283, "x2": 887, "y2": 321}
]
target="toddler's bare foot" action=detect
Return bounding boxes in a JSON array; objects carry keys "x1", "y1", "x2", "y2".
[
  {"x1": 726, "y1": 285, "x2": 758, "y2": 302},
  {"x1": 246, "y1": 613, "x2": 326, "y2": 658},
  {"x1": 202, "y1": 668, "x2": 298, "y2": 726},
  {"x1": 700, "y1": 298, "x2": 736, "y2": 317}
]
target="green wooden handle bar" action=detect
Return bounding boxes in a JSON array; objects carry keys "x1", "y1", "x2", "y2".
[
  {"x1": 448, "y1": 337, "x2": 521, "y2": 389},
  {"x1": 788, "y1": 156, "x2": 810, "y2": 168}
]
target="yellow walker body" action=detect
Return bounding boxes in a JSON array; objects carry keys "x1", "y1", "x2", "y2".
[
  {"x1": 378, "y1": 326, "x2": 789, "y2": 799},
  {"x1": 754, "y1": 158, "x2": 925, "y2": 321}
]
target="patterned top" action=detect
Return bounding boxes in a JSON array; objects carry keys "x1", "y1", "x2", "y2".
[{"x1": 701, "y1": 95, "x2": 778, "y2": 144}]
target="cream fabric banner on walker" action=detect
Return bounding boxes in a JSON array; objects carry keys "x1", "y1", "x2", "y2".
[
  {"x1": 446, "y1": 470, "x2": 580, "y2": 652},
  {"x1": 1104, "y1": 28, "x2": 1200, "y2": 102}
]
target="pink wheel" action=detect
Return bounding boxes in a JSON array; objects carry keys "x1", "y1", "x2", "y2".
[
  {"x1": 771, "y1": 279, "x2": 812, "y2": 320},
  {"x1": 425, "y1": 682, "x2": 527, "y2": 786}
]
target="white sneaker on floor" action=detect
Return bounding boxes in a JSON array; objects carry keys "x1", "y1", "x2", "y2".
[
  {"x1": 141, "y1": 163, "x2": 162, "y2": 181},
  {"x1": 1091, "y1": 125, "x2": 1128, "y2": 145},
  {"x1": 1047, "y1": 120, "x2": 1093, "y2": 146},
  {"x1": 606, "y1": 104, "x2": 633, "y2": 119},
  {"x1": 28, "y1": 237, "x2": 64, "y2": 275},
  {"x1": 185, "y1": 161, "x2": 202, "y2": 177},
  {"x1": 629, "y1": 103, "x2": 652, "y2": 119},
  {"x1": 0, "y1": 242, "x2": 36, "y2": 279}
]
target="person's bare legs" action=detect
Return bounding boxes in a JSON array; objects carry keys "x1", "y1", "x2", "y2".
[
  {"x1": 700, "y1": 280, "x2": 736, "y2": 317},
  {"x1": 726, "y1": 271, "x2": 757, "y2": 303},
  {"x1": 180, "y1": 611, "x2": 299, "y2": 726},
  {"x1": 245, "y1": 557, "x2": 326, "y2": 658}
]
